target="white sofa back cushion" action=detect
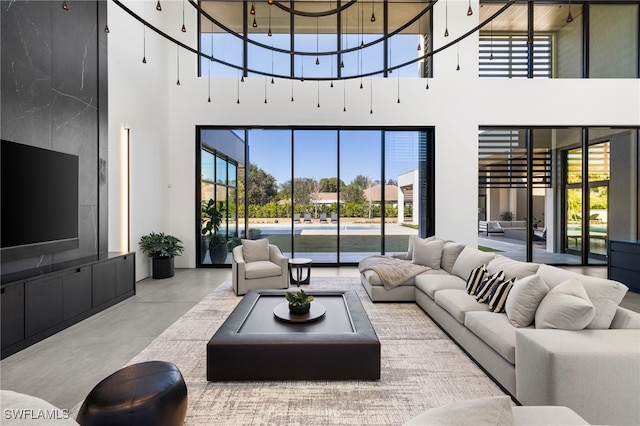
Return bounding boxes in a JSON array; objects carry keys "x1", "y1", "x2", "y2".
[
  {"x1": 487, "y1": 256, "x2": 540, "y2": 281},
  {"x1": 451, "y1": 247, "x2": 496, "y2": 282},
  {"x1": 441, "y1": 242, "x2": 466, "y2": 274},
  {"x1": 537, "y1": 264, "x2": 628, "y2": 329}
]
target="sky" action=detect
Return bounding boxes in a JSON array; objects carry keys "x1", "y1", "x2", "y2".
[{"x1": 243, "y1": 129, "x2": 421, "y2": 187}]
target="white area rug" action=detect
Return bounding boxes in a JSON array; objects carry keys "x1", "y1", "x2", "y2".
[{"x1": 89, "y1": 278, "x2": 506, "y2": 425}]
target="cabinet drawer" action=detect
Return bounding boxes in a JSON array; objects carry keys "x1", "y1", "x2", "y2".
[
  {"x1": 92, "y1": 260, "x2": 116, "y2": 307},
  {"x1": 63, "y1": 267, "x2": 92, "y2": 320},
  {"x1": 1, "y1": 282, "x2": 25, "y2": 349},
  {"x1": 25, "y1": 277, "x2": 63, "y2": 338},
  {"x1": 610, "y1": 241, "x2": 640, "y2": 255}
]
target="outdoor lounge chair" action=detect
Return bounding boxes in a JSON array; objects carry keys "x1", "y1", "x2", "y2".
[
  {"x1": 294, "y1": 213, "x2": 301, "y2": 223},
  {"x1": 304, "y1": 213, "x2": 312, "y2": 223},
  {"x1": 319, "y1": 213, "x2": 328, "y2": 223},
  {"x1": 331, "y1": 213, "x2": 338, "y2": 223}
]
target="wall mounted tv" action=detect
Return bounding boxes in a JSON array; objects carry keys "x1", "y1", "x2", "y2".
[{"x1": 1, "y1": 140, "x2": 79, "y2": 261}]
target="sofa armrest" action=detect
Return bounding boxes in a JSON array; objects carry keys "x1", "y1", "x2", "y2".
[
  {"x1": 268, "y1": 244, "x2": 289, "y2": 272},
  {"x1": 515, "y1": 329, "x2": 640, "y2": 426}
]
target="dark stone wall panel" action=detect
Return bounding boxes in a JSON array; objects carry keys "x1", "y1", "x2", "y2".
[
  {"x1": 0, "y1": 1, "x2": 53, "y2": 147},
  {"x1": 1, "y1": 0, "x2": 107, "y2": 273}
]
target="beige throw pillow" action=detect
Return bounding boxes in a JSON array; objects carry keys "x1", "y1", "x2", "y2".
[
  {"x1": 505, "y1": 274, "x2": 549, "y2": 328},
  {"x1": 242, "y1": 238, "x2": 270, "y2": 263},
  {"x1": 412, "y1": 239, "x2": 444, "y2": 269},
  {"x1": 535, "y1": 278, "x2": 596, "y2": 330}
]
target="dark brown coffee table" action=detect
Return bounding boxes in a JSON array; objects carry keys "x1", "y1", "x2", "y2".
[{"x1": 207, "y1": 289, "x2": 380, "y2": 381}]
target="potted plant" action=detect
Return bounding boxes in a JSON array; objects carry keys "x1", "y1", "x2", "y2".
[
  {"x1": 285, "y1": 289, "x2": 314, "y2": 315},
  {"x1": 139, "y1": 232, "x2": 184, "y2": 279},
  {"x1": 201, "y1": 199, "x2": 227, "y2": 264}
]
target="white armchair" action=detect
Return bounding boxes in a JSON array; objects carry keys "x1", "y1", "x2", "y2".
[{"x1": 232, "y1": 239, "x2": 289, "y2": 296}]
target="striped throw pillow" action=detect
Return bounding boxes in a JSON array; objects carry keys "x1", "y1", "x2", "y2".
[
  {"x1": 475, "y1": 271, "x2": 506, "y2": 302},
  {"x1": 488, "y1": 278, "x2": 516, "y2": 313},
  {"x1": 466, "y1": 264, "x2": 488, "y2": 295}
]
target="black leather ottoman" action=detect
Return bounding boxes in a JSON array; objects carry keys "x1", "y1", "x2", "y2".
[
  {"x1": 208, "y1": 289, "x2": 380, "y2": 381},
  {"x1": 76, "y1": 361, "x2": 187, "y2": 426}
]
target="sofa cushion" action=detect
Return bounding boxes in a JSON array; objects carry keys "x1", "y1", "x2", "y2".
[
  {"x1": 475, "y1": 271, "x2": 506, "y2": 302},
  {"x1": 452, "y1": 247, "x2": 496, "y2": 281},
  {"x1": 362, "y1": 270, "x2": 416, "y2": 287},
  {"x1": 487, "y1": 256, "x2": 540, "y2": 281},
  {"x1": 537, "y1": 264, "x2": 628, "y2": 329},
  {"x1": 535, "y1": 278, "x2": 596, "y2": 330},
  {"x1": 245, "y1": 260, "x2": 282, "y2": 279},
  {"x1": 441, "y1": 242, "x2": 466, "y2": 274},
  {"x1": 505, "y1": 274, "x2": 550, "y2": 328},
  {"x1": 434, "y1": 289, "x2": 490, "y2": 324},
  {"x1": 415, "y1": 271, "x2": 465, "y2": 299},
  {"x1": 405, "y1": 235, "x2": 436, "y2": 261},
  {"x1": 465, "y1": 311, "x2": 523, "y2": 365},
  {"x1": 242, "y1": 238, "x2": 270, "y2": 263},
  {"x1": 488, "y1": 221, "x2": 504, "y2": 232},
  {"x1": 488, "y1": 278, "x2": 516, "y2": 313},
  {"x1": 0, "y1": 390, "x2": 79, "y2": 425},
  {"x1": 412, "y1": 239, "x2": 444, "y2": 269},
  {"x1": 403, "y1": 396, "x2": 515, "y2": 426},
  {"x1": 610, "y1": 307, "x2": 640, "y2": 329},
  {"x1": 466, "y1": 264, "x2": 488, "y2": 295}
]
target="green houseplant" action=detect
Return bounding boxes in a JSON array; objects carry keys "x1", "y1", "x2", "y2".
[
  {"x1": 139, "y1": 232, "x2": 184, "y2": 279},
  {"x1": 201, "y1": 199, "x2": 227, "y2": 264},
  {"x1": 285, "y1": 289, "x2": 314, "y2": 314}
]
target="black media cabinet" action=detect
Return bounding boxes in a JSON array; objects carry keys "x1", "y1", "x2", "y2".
[
  {"x1": 608, "y1": 240, "x2": 640, "y2": 293},
  {"x1": 1, "y1": 252, "x2": 135, "y2": 359}
]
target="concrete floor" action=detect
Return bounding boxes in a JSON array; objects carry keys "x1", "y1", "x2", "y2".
[{"x1": 0, "y1": 266, "x2": 637, "y2": 412}]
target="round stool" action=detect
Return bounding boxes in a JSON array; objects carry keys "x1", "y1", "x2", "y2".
[{"x1": 76, "y1": 361, "x2": 187, "y2": 426}]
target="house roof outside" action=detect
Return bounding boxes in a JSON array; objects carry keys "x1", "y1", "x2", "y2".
[{"x1": 363, "y1": 184, "x2": 399, "y2": 202}]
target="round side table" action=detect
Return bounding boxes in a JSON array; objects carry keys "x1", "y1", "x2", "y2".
[{"x1": 288, "y1": 257, "x2": 312, "y2": 286}]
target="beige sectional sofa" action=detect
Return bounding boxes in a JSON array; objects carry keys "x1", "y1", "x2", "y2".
[{"x1": 359, "y1": 239, "x2": 640, "y2": 426}]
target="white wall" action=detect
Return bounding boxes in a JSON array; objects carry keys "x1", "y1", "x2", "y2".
[
  {"x1": 108, "y1": 1, "x2": 170, "y2": 280},
  {"x1": 108, "y1": 0, "x2": 640, "y2": 277}
]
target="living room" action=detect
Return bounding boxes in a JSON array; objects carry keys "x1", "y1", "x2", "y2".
[{"x1": 1, "y1": 0, "x2": 639, "y2": 425}]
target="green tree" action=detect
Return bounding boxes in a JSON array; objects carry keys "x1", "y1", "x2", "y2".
[
  {"x1": 319, "y1": 177, "x2": 345, "y2": 193},
  {"x1": 343, "y1": 174, "x2": 371, "y2": 203},
  {"x1": 239, "y1": 163, "x2": 278, "y2": 205},
  {"x1": 279, "y1": 177, "x2": 317, "y2": 205}
]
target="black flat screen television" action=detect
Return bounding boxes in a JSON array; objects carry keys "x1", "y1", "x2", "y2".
[{"x1": 1, "y1": 140, "x2": 79, "y2": 261}]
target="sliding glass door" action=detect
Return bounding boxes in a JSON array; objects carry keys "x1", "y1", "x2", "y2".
[{"x1": 198, "y1": 127, "x2": 432, "y2": 266}]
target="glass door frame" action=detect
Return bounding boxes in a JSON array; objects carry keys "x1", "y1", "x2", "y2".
[{"x1": 197, "y1": 126, "x2": 435, "y2": 267}]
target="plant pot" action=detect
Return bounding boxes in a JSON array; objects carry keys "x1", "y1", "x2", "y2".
[
  {"x1": 152, "y1": 256, "x2": 174, "y2": 279},
  {"x1": 209, "y1": 242, "x2": 228, "y2": 264},
  {"x1": 200, "y1": 238, "x2": 209, "y2": 263},
  {"x1": 289, "y1": 303, "x2": 311, "y2": 315}
]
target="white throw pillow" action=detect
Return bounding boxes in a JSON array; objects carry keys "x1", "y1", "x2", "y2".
[
  {"x1": 403, "y1": 396, "x2": 515, "y2": 426},
  {"x1": 242, "y1": 238, "x2": 270, "y2": 263},
  {"x1": 535, "y1": 278, "x2": 596, "y2": 330},
  {"x1": 441, "y1": 242, "x2": 466, "y2": 274},
  {"x1": 412, "y1": 239, "x2": 444, "y2": 269},
  {"x1": 407, "y1": 235, "x2": 435, "y2": 261},
  {"x1": 505, "y1": 274, "x2": 549, "y2": 328},
  {"x1": 451, "y1": 247, "x2": 496, "y2": 281}
]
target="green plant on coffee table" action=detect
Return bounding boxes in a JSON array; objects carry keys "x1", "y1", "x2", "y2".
[{"x1": 285, "y1": 289, "x2": 314, "y2": 307}]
